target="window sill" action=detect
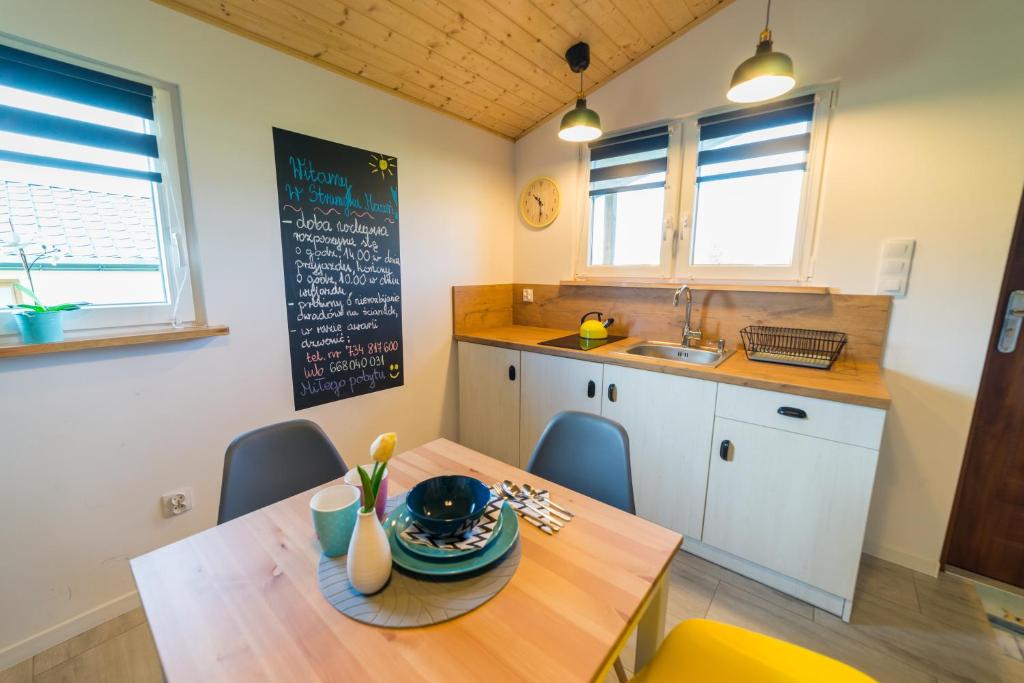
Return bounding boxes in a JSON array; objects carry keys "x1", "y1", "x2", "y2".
[
  {"x1": 0, "y1": 323, "x2": 229, "y2": 359},
  {"x1": 560, "y1": 279, "x2": 833, "y2": 295}
]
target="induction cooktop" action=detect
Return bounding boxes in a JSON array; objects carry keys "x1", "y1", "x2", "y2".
[{"x1": 538, "y1": 334, "x2": 627, "y2": 351}]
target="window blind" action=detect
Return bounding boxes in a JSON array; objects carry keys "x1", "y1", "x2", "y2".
[
  {"x1": 696, "y1": 94, "x2": 814, "y2": 184},
  {"x1": 588, "y1": 125, "x2": 669, "y2": 198},
  {"x1": 0, "y1": 44, "x2": 161, "y2": 182}
]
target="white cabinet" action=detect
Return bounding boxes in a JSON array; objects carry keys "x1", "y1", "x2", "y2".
[
  {"x1": 457, "y1": 342, "x2": 520, "y2": 466},
  {"x1": 702, "y1": 417, "x2": 879, "y2": 600},
  {"x1": 601, "y1": 365, "x2": 717, "y2": 539},
  {"x1": 519, "y1": 351, "x2": 603, "y2": 467}
]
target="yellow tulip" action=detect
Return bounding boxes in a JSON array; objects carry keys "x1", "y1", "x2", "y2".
[{"x1": 370, "y1": 432, "x2": 397, "y2": 464}]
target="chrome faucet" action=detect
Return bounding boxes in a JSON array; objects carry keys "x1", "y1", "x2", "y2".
[{"x1": 673, "y1": 285, "x2": 703, "y2": 348}]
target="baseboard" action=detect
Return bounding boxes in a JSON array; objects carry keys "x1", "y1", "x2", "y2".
[
  {"x1": 0, "y1": 590, "x2": 140, "y2": 671},
  {"x1": 862, "y1": 542, "x2": 940, "y2": 577}
]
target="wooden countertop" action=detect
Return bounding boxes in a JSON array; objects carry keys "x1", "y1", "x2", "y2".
[{"x1": 455, "y1": 325, "x2": 891, "y2": 409}]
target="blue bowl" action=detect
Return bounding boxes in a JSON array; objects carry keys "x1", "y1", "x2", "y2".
[{"x1": 406, "y1": 475, "x2": 491, "y2": 536}]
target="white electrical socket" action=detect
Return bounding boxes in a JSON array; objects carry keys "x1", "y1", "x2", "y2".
[
  {"x1": 161, "y1": 488, "x2": 193, "y2": 517},
  {"x1": 522, "y1": 288, "x2": 534, "y2": 303}
]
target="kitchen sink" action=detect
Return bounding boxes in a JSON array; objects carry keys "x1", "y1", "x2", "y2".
[{"x1": 614, "y1": 341, "x2": 735, "y2": 368}]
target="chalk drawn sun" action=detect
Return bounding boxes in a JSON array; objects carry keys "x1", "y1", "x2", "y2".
[{"x1": 369, "y1": 153, "x2": 396, "y2": 181}]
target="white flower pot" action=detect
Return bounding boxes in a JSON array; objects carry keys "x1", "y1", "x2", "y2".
[{"x1": 346, "y1": 509, "x2": 392, "y2": 594}]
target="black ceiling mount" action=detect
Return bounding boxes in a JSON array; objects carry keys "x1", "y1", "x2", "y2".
[{"x1": 565, "y1": 42, "x2": 590, "y2": 73}]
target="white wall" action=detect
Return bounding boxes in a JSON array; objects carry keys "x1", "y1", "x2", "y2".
[
  {"x1": 0, "y1": 0, "x2": 513, "y2": 666},
  {"x1": 515, "y1": 0, "x2": 1024, "y2": 573}
]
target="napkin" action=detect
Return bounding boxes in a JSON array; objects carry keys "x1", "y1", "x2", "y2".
[{"x1": 401, "y1": 497, "x2": 503, "y2": 551}]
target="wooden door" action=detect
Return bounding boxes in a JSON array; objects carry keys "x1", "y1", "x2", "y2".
[
  {"x1": 519, "y1": 351, "x2": 603, "y2": 467},
  {"x1": 457, "y1": 342, "x2": 520, "y2": 466},
  {"x1": 945, "y1": 191, "x2": 1024, "y2": 587},
  {"x1": 702, "y1": 417, "x2": 878, "y2": 599},
  {"x1": 601, "y1": 365, "x2": 717, "y2": 538}
]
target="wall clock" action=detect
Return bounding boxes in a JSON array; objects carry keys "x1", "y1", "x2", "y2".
[{"x1": 519, "y1": 177, "x2": 560, "y2": 228}]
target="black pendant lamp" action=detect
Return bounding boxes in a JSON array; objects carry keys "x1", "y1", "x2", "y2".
[
  {"x1": 727, "y1": 0, "x2": 796, "y2": 103},
  {"x1": 558, "y1": 42, "x2": 602, "y2": 142}
]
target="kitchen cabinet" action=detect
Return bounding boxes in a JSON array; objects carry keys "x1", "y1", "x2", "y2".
[
  {"x1": 518, "y1": 351, "x2": 604, "y2": 467},
  {"x1": 457, "y1": 342, "x2": 520, "y2": 467},
  {"x1": 601, "y1": 364, "x2": 717, "y2": 539}
]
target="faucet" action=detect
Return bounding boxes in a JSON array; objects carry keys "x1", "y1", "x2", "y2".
[{"x1": 673, "y1": 285, "x2": 703, "y2": 348}]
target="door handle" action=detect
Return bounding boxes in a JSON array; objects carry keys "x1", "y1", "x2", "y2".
[
  {"x1": 607, "y1": 383, "x2": 617, "y2": 402},
  {"x1": 997, "y1": 289, "x2": 1024, "y2": 353},
  {"x1": 508, "y1": 365, "x2": 516, "y2": 381},
  {"x1": 587, "y1": 380, "x2": 596, "y2": 398},
  {"x1": 720, "y1": 440, "x2": 733, "y2": 462},
  {"x1": 777, "y1": 406, "x2": 808, "y2": 419}
]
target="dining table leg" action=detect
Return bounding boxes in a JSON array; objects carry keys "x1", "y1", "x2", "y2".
[{"x1": 634, "y1": 571, "x2": 669, "y2": 673}]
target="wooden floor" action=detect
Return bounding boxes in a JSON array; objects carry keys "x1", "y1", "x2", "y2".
[{"x1": 3, "y1": 552, "x2": 1022, "y2": 683}]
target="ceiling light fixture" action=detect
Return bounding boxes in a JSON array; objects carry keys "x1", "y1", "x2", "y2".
[
  {"x1": 558, "y1": 42, "x2": 602, "y2": 142},
  {"x1": 727, "y1": 0, "x2": 796, "y2": 103}
]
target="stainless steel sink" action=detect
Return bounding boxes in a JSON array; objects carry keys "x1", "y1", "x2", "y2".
[{"x1": 614, "y1": 341, "x2": 735, "y2": 368}]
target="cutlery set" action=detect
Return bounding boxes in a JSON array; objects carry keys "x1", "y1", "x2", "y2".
[{"x1": 491, "y1": 480, "x2": 574, "y2": 535}]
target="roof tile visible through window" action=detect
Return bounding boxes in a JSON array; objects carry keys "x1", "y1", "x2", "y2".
[{"x1": 0, "y1": 180, "x2": 161, "y2": 268}]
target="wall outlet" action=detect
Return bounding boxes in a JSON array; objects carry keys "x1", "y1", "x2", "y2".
[
  {"x1": 161, "y1": 488, "x2": 193, "y2": 517},
  {"x1": 522, "y1": 288, "x2": 534, "y2": 303}
]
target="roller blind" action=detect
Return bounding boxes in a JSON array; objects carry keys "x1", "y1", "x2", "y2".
[
  {"x1": 588, "y1": 125, "x2": 669, "y2": 198},
  {"x1": 0, "y1": 44, "x2": 161, "y2": 182}
]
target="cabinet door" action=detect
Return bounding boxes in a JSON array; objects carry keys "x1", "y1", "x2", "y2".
[
  {"x1": 601, "y1": 365, "x2": 717, "y2": 538},
  {"x1": 519, "y1": 351, "x2": 603, "y2": 467},
  {"x1": 457, "y1": 342, "x2": 520, "y2": 466},
  {"x1": 703, "y1": 417, "x2": 879, "y2": 598}
]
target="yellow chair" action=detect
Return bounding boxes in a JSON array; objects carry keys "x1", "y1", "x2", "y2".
[{"x1": 630, "y1": 620, "x2": 876, "y2": 682}]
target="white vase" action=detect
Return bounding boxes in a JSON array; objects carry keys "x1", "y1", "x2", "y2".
[{"x1": 346, "y1": 509, "x2": 392, "y2": 594}]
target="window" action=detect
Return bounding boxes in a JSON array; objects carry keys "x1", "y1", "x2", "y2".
[
  {"x1": 0, "y1": 42, "x2": 195, "y2": 334},
  {"x1": 578, "y1": 88, "x2": 834, "y2": 281}
]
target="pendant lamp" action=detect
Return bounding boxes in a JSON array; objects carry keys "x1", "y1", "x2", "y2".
[
  {"x1": 559, "y1": 42, "x2": 602, "y2": 142},
  {"x1": 727, "y1": 0, "x2": 796, "y2": 103}
]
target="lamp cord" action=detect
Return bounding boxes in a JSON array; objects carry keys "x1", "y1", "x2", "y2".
[{"x1": 765, "y1": 0, "x2": 772, "y2": 30}]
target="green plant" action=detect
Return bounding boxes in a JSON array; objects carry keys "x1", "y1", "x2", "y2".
[{"x1": 2, "y1": 229, "x2": 85, "y2": 314}]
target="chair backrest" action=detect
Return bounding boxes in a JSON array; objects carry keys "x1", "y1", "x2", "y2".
[
  {"x1": 526, "y1": 411, "x2": 635, "y2": 513},
  {"x1": 218, "y1": 419, "x2": 347, "y2": 524}
]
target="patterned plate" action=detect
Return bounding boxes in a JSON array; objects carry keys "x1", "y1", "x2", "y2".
[
  {"x1": 396, "y1": 501, "x2": 504, "y2": 560},
  {"x1": 384, "y1": 502, "x2": 519, "y2": 577}
]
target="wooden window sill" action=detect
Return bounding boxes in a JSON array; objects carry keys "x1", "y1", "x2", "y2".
[
  {"x1": 0, "y1": 323, "x2": 229, "y2": 358},
  {"x1": 560, "y1": 279, "x2": 833, "y2": 294}
]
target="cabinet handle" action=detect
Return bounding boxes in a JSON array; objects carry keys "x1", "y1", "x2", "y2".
[
  {"x1": 508, "y1": 365, "x2": 516, "y2": 381},
  {"x1": 587, "y1": 380, "x2": 596, "y2": 398},
  {"x1": 720, "y1": 440, "x2": 733, "y2": 462},
  {"x1": 607, "y1": 383, "x2": 618, "y2": 402},
  {"x1": 777, "y1": 406, "x2": 807, "y2": 419}
]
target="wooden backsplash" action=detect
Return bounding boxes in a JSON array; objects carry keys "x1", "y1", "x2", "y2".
[{"x1": 453, "y1": 284, "x2": 892, "y2": 364}]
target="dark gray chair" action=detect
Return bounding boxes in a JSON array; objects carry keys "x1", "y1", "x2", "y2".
[
  {"x1": 526, "y1": 411, "x2": 635, "y2": 514},
  {"x1": 218, "y1": 419, "x2": 347, "y2": 524}
]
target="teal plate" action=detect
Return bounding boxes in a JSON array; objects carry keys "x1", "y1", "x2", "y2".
[
  {"x1": 384, "y1": 502, "x2": 519, "y2": 577},
  {"x1": 396, "y1": 505, "x2": 504, "y2": 561}
]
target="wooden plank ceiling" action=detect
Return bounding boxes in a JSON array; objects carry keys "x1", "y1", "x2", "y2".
[{"x1": 155, "y1": 0, "x2": 731, "y2": 139}]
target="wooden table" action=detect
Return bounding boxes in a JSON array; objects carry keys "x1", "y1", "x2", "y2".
[{"x1": 131, "y1": 439, "x2": 682, "y2": 681}]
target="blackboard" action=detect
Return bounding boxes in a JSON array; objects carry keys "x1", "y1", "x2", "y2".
[{"x1": 272, "y1": 128, "x2": 403, "y2": 411}]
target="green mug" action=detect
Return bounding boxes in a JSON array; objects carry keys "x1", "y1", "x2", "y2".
[{"x1": 310, "y1": 484, "x2": 360, "y2": 557}]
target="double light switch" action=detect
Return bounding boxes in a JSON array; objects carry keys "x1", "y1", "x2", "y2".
[{"x1": 876, "y1": 239, "x2": 916, "y2": 297}]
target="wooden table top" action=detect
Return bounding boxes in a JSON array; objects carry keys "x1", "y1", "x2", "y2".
[
  {"x1": 455, "y1": 325, "x2": 891, "y2": 409},
  {"x1": 130, "y1": 439, "x2": 682, "y2": 682}
]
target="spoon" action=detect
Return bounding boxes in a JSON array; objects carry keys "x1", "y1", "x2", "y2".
[
  {"x1": 521, "y1": 483, "x2": 574, "y2": 517},
  {"x1": 513, "y1": 482, "x2": 572, "y2": 522},
  {"x1": 491, "y1": 484, "x2": 553, "y2": 535},
  {"x1": 501, "y1": 481, "x2": 563, "y2": 528}
]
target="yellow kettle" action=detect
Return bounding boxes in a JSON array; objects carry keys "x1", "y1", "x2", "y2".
[{"x1": 579, "y1": 311, "x2": 615, "y2": 339}]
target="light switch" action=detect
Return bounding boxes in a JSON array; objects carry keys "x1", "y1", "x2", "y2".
[{"x1": 876, "y1": 239, "x2": 915, "y2": 297}]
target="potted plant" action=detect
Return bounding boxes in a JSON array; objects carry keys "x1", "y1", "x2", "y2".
[
  {"x1": 346, "y1": 432, "x2": 397, "y2": 594},
  {"x1": 2, "y1": 234, "x2": 85, "y2": 344}
]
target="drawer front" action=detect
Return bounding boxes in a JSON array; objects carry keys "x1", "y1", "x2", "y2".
[{"x1": 715, "y1": 383, "x2": 885, "y2": 449}]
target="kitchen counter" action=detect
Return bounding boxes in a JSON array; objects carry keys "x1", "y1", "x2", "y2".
[{"x1": 455, "y1": 325, "x2": 891, "y2": 409}]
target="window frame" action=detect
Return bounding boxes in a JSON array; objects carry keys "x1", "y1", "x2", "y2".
[
  {"x1": 574, "y1": 84, "x2": 837, "y2": 283},
  {"x1": 0, "y1": 38, "x2": 199, "y2": 338}
]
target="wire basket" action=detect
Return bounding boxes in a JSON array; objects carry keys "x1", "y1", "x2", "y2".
[{"x1": 740, "y1": 326, "x2": 848, "y2": 370}]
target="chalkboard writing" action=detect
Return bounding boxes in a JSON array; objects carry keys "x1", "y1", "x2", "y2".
[{"x1": 272, "y1": 128, "x2": 403, "y2": 410}]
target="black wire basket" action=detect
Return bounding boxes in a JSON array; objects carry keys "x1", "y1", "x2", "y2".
[{"x1": 740, "y1": 326, "x2": 848, "y2": 370}]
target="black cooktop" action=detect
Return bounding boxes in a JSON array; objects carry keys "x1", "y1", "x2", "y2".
[{"x1": 538, "y1": 334, "x2": 627, "y2": 352}]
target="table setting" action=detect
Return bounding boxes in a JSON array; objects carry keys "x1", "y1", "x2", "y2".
[{"x1": 312, "y1": 432, "x2": 574, "y2": 627}]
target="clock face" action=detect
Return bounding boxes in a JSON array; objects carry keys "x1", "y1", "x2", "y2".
[{"x1": 519, "y1": 177, "x2": 560, "y2": 228}]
